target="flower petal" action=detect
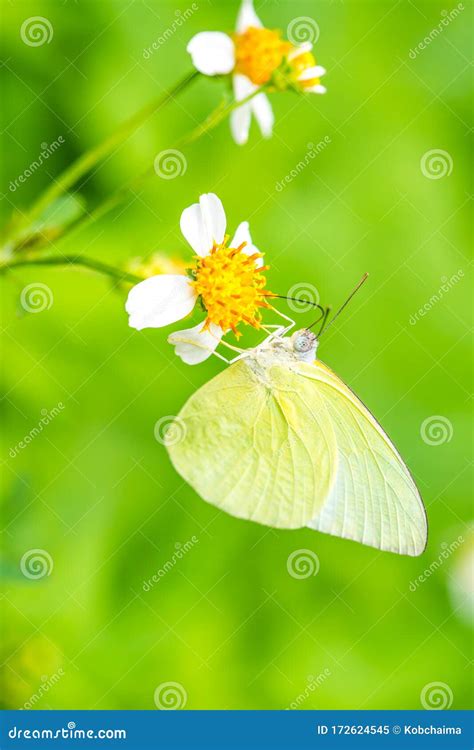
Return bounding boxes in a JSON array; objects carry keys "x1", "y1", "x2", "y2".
[
  {"x1": 125, "y1": 275, "x2": 197, "y2": 331},
  {"x1": 298, "y1": 65, "x2": 326, "y2": 81},
  {"x1": 306, "y1": 84, "x2": 327, "y2": 94},
  {"x1": 236, "y1": 0, "x2": 263, "y2": 32},
  {"x1": 288, "y1": 42, "x2": 313, "y2": 61},
  {"x1": 168, "y1": 322, "x2": 224, "y2": 365},
  {"x1": 187, "y1": 32, "x2": 235, "y2": 75},
  {"x1": 251, "y1": 92, "x2": 274, "y2": 139},
  {"x1": 230, "y1": 74, "x2": 256, "y2": 145},
  {"x1": 230, "y1": 220, "x2": 263, "y2": 267},
  {"x1": 180, "y1": 193, "x2": 227, "y2": 256},
  {"x1": 230, "y1": 105, "x2": 252, "y2": 145}
]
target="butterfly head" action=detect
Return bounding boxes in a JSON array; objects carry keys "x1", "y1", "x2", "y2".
[
  {"x1": 248, "y1": 327, "x2": 318, "y2": 373},
  {"x1": 291, "y1": 329, "x2": 318, "y2": 362}
]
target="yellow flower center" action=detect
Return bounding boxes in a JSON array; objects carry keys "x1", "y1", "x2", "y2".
[
  {"x1": 191, "y1": 237, "x2": 272, "y2": 336},
  {"x1": 234, "y1": 26, "x2": 291, "y2": 85},
  {"x1": 290, "y1": 50, "x2": 321, "y2": 89}
]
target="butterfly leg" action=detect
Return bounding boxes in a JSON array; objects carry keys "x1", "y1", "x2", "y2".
[
  {"x1": 261, "y1": 325, "x2": 283, "y2": 333},
  {"x1": 271, "y1": 308, "x2": 296, "y2": 335},
  {"x1": 211, "y1": 311, "x2": 297, "y2": 365},
  {"x1": 259, "y1": 325, "x2": 287, "y2": 345},
  {"x1": 219, "y1": 340, "x2": 245, "y2": 354},
  {"x1": 246, "y1": 312, "x2": 297, "y2": 354},
  {"x1": 258, "y1": 312, "x2": 296, "y2": 345},
  {"x1": 210, "y1": 339, "x2": 247, "y2": 364}
]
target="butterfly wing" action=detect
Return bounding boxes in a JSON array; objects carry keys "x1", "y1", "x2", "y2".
[
  {"x1": 167, "y1": 358, "x2": 337, "y2": 529},
  {"x1": 297, "y1": 360, "x2": 427, "y2": 556}
]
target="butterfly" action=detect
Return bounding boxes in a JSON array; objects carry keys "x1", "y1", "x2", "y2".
[{"x1": 166, "y1": 276, "x2": 427, "y2": 557}]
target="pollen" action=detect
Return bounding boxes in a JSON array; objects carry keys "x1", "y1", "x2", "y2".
[
  {"x1": 191, "y1": 237, "x2": 273, "y2": 336},
  {"x1": 234, "y1": 26, "x2": 291, "y2": 85}
]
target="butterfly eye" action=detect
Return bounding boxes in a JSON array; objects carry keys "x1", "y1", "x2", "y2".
[{"x1": 293, "y1": 330, "x2": 317, "y2": 353}]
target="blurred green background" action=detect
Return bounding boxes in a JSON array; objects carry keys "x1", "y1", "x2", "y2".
[{"x1": 1, "y1": 0, "x2": 472, "y2": 711}]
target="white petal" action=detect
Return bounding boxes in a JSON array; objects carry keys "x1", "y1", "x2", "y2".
[
  {"x1": 187, "y1": 32, "x2": 235, "y2": 75},
  {"x1": 233, "y1": 72, "x2": 257, "y2": 103},
  {"x1": 251, "y1": 92, "x2": 274, "y2": 138},
  {"x1": 288, "y1": 42, "x2": 313, "y2": 61},
  {"x1": 230, "y1": 106, "x2": 251, "y2": 145},
  {"x1": 180, "y1": 193, "x2": 226, "y2": 256},
  {"x1": 230, "y1": 74, "x2": 256, "y2": 145},
  {"x1": 298, "y1": 65, "x2": 326, "y2": 81},
  {"x1": 168, "y1": 322, "x2": 224, "y2": 365},
  {"x1": 306, "y1": 84, "x2": 327, "y2": 94},
  {"x1": 230, "y1": 220, "x2": 263, "y2": 267},
  {"x1": 236, "y1": 0, "x2": 263, "y2": 32},
  {"x1": 125, "y1": 275, "x2": 197, "y2": 331}
]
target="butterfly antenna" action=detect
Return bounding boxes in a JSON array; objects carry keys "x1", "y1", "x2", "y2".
[
  {"x1": 318, "y1": 273, "x2": 369, "y2": 337},
  {"x1": 309, "y1": 305, "x2": 331, "y2": 336},
  {"x1": 271, "y1": 295, "x2": 326, "y2": 323}
]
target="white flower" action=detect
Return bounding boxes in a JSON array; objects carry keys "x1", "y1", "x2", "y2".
[
  {"x1": 125, "y1": 194, "x2": 271, "y2": 364},
  {"x1": 187, "y1": 0, "x2": 326, "y2": 145}
]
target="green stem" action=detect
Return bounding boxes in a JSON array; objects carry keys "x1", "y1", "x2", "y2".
[
  {"x1": 0, "y1": 255, "x2": 142, "y2": 284},
  {"x1": 25, "y1": 70, "x2": 199, "y2": 226},
  {"x1": 177, "y1": 85, "x2": 263, "y2": 147},
  {"x1": 61, "y1": 86, "x2": 264, "y2": 242}
]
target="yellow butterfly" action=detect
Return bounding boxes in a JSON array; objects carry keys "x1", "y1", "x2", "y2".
[{"x1": 166, "y1": 276, "x2": 427, "y2": 557}]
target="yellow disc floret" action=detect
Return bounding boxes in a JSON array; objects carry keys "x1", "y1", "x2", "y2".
[
  {"x1": 234, "y1": 27, "x2": 291, "y2": 85},
  {"x1": 290, "y1": 49, "x2": 321, "y2": 89},
  {"x1": 191, "y1": 237, "x2": 272, "y2": 335}
]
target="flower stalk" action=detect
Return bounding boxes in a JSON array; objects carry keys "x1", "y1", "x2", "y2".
[
  {"x1": 0, "y1": 255, "x2": 142, "y2": 285},
  {"x1": 2, "y1": 0, "x2": 327, "y2": 290},
  {"x1": 23, "y1": 70, "x2": 200, "y2": 228},
  {"x1": 60, "y1": 85, "x2": 264, "y2": 242}
]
